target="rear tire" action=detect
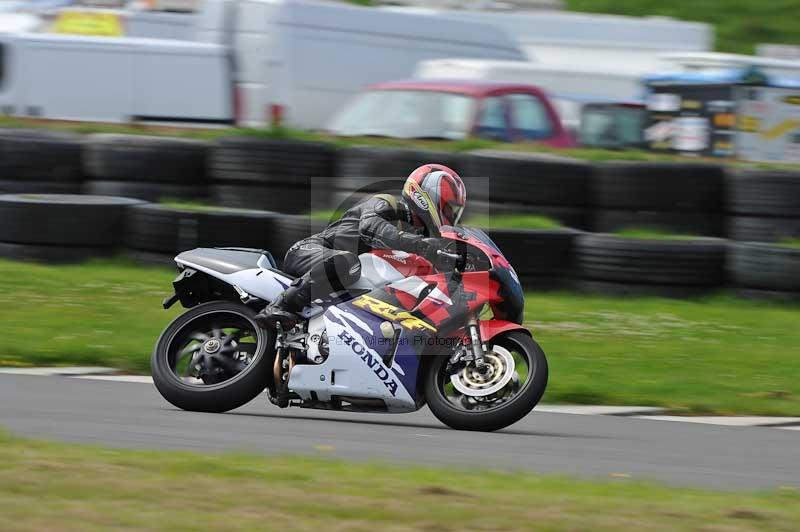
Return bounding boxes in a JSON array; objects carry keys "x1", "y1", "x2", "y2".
[
  {"x1": 424, "y1": 332, "x2": 548, "y2": 432},
  {"x1": 151, "y1": 301, "x2": 275, "y2": 413}
]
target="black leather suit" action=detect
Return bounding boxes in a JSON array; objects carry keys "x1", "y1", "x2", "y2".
[{"x1": 282, "y1": 194, "x2": 430, "y2": 278}]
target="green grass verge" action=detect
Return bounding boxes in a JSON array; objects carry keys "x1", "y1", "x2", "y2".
[
  {"x1": 1, "y1": 259, "x2": 799, "y2": 415},
  {"x1": 566, "y1": 0, "x2": 800, "y2": 55},
  {"x1": 158, "y1": 199, "x2": 263, "y2": 214},
  {"x1": 465, "y1": 214, "x2": 563, "y2": 230},
  {"x1": 778, "y1": 239, "x2": 800, "y2": 249},
  {"x1": 0, "y1": 259, "x2": 181, "y2": 372},
  {"x1": 0, "y1": 430, "x2": 798, "y2": 531},
  {"x1": 524, "y1": 292, "x2": 800, "y2": 415},
  {"x1": 613, "y1": 228, "x2": 702, "y2": 241}
]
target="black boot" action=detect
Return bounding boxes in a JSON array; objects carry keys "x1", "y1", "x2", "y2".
[{"x1": 255, "y1": 277, "x2": 311, "y2": 329}]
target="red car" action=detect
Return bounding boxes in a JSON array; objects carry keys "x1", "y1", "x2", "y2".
[{"x1": 326, "y1": 80, "x2": 576, "y2": 148}]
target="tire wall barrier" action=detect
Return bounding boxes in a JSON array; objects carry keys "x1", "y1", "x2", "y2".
[
  {"x1": 468, "y1": 150, "x2": 591, "y2": 229},
  {"x1": 0, "y1": 129, "x2": 84, "y2": 195},
  {"x1": 3, "y1": 129, "x2": 799, "y2": 242},
  {"x1": 126, "y1": 204, "x2": 280, "y2": 258},
  {"x1": 726, "y1": 168, "x2": 800, "y2": 242},
  {"x1": 575, "y1": 234, "x2": 726, "y2": 297},
  {"x1": 125, "y1": 204, "x2": 329, "y2": 266},
  {"x1": 210, "y1": 137, "x2": 335, "y2": 213},
  {"x1": 82, "y1": 134, "x2": 211, "y2": 202},
  {"x1": 333, "y1": 146, "x2": 468, "y2": 213},
  {"x1": 728, "y1": 242, "x2": 800, "y2": 301},
  {"x1": 0, "y1": 192, "x2": 797, "y2": 300},
  {"x1": 1, "y1": 130, "x2": 800, "y2": 299},
  {"x1": 0, "y1": 194, "x2": 144, "y2": 262},
  {"x1": 485, "y1": 228, "x2": 580, "y2": 289},
  {"x1": 591, "y1": 162, "x2": 725, "y2": 237}
]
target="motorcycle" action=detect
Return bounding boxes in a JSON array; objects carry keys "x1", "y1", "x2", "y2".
[{"x1": 152, "y1": 226, "x2": 548, "y2": 431}]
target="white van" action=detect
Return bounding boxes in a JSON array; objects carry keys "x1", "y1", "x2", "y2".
[
  {"x1": 415, "y1": 58, "x2": 646, "y2": 101},
  {"x1": 195, "y1": 0, "x2": 526, "y2": 128},
  {"x1": 0, "y1": 32, "x2": 233, "y2": 123},
  {"x1": 386, "y1": 7, "x2": 711, "y2": 76},
  {"x1": 5, "y1": 0, "x2": 523, "y2": 127}
]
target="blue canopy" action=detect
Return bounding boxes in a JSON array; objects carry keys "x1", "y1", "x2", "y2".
[{"x1": 645, "y1": 67, "x2": 800, "y2": 89}]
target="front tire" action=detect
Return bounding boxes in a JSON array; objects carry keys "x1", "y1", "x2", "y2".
[
  {"x1": 424, "y1": 331, "x2": 548, "y2": 432},
  {"x1": 151, "y1": 301, "x2": 275, "y2": 413}
]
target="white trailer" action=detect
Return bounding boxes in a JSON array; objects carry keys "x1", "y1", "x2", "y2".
[
  {"x1": 385, "y1": 7, "x2": 711, "y2": 76},
  {"x1": 414, "y1": 58, "x2": 646, "y2": 101},
  {"x1": 9, "y1": 0, "x2": 525, "y2": 128},
  {"x1": 0, "y1": 33, "x2": 234, "y2": 123},
  {"x1": 194, "y1": 0, "x2": 526, "y2": 128}
]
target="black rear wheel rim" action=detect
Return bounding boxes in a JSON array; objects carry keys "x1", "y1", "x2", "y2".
[{"x1": 164, "y1": 310, "x2": 262, "y2": 389}]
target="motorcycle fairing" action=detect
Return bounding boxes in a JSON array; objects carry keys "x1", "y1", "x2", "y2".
[
  {"x1": 337, "y1": 300, "x2": 422, "y2": 399},
  {"x1": 440, "y1": 227, "x2": 525, "y2": 325},
  {"x1": 335, "y1": 300, "x2": 423, "y2": 403},
  {"x1": 479, "y1": 319, "x2": 531, "y2": 342},
  {"x1": 410, "y1": 271, "x2": 501, "y2": 331},
  {"x1": 288, "y1": 303, "x2": 419, "y2": 413},
  {"x1": 384, "y1": 275, "x2": 453, "y2": 309},
  {"x1": 174, "y1": 248, "x2": 292, "y2": 304},
  {"x1": 350, "y1": 250, "x2": 433, "y2": 291},
  {"x1": 361, "y1": 227, "x2": 525, "y2": 335},
  {"x1": 369, "y1": 249, "x2": 434, "y2": 277}
]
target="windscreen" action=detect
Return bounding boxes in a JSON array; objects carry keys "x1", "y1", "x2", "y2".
[
  {"x1": 327, "y1": 90, "x2": 475, "y2": 140},
  {"x1": 580, "y1": 105, "x2": 646, "y2": 148},
  {"x1": 446, "y1": 226, "x2": 524, "y2": 324},
  {"x1": 456, "y1": 226, "x2": 504, "y2": 255}
]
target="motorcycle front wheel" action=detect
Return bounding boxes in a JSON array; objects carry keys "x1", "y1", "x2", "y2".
[
  {"x1": 151, "y1": 301, "x2": 275, "y2": 413},
  {"x1": 424, "y1": 331, "x2": 548, "y2": 432}
]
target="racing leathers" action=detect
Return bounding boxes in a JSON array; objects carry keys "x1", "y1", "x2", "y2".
[
  {"x1": 283, "y1": 194, "x2": 436, "y2": 276},
  {"x1": 257, "y1": 194, "x2": 442, "y2": 326}
]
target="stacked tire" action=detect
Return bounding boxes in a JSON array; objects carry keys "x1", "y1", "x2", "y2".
[
  {"x1": 210, "y1": 137, "x2": 335, "y2": 213},
  {"x1": 591, "y1": 162, "x2": 725, "y2": 236},
  {"x1": 575, "y1": 234, "x2": 726, "y2": 297},
  {"x1": 0, "y1": 129, "x2": 84, "y2": 194},
  {"x1": 728, "y1": 243, "x2": 800, "y2": 301},
  {"x1": 0, "y1": 194, "x2": 143, "y2": 262},
  {"x1": 727, "y1": 168, "x2": 800, "y2": 242},
  {"x1": 83, "y1": 134, "x2": 210, "y2": 201},
  {"x1": 485, "y1": 228, "x2": 581, "y2": 289},
  {"x1": 334, "y1": 146, "x2": 468, "y2": 212},
  {"x1": 466, "y1": 151, "x2": 590, "y2": 229},
  {"x1": 126, "y1": 204, "x2": 281, "y2": 264}
]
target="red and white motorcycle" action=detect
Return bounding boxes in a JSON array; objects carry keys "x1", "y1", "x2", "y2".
[{"x1": 152, "y1": 226, "x2": 548, "y2": 431}]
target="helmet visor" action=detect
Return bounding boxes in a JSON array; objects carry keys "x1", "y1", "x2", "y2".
[
  {"x1": 442, "y1": 201, "x2": 465, "y2": 227},
  {"x1": 404, "y1": 179, "x2": 442, "y2": 234}
]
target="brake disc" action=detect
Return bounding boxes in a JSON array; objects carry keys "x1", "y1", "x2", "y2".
[{"x1": 450, "y1": 346, "x2": 516, "y2": 397}]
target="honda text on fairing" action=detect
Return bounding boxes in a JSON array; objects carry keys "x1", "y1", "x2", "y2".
[{"x1": 152, "y1": 228, "x2": 548, "y2": 432}]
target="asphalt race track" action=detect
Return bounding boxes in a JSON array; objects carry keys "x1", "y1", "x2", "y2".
[{"x1": 1, "y1": 374, "x2": 798, "y2": 491}]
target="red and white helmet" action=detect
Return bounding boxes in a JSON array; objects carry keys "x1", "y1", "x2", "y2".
[{"x1": 402, "y1": 164, "x2": 466, "y2": 235}]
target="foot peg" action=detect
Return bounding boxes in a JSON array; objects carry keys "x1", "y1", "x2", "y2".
[{"x1": 257, "y1": 309, "x2": 299, "y2": 329}]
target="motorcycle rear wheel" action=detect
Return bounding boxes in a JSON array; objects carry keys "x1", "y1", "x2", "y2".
[
  {"x1": 151, "y1": 301, "x2": 275, "y2": 413},
  {"x1": 424, "y1": 331, "x2": 548, "y2": 432}
]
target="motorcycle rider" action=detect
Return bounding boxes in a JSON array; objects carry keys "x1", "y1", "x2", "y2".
[{"x1": 256, "y1": 164, "x2": 467, "y2": 327}]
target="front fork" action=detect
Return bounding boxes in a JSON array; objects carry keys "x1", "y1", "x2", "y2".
[
  {"x1": 447, "y1": 315, "x2": 489, "y2": 374},
  {"x1": 467, "y1": 316, "x2": 488, "y2": 369}
]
